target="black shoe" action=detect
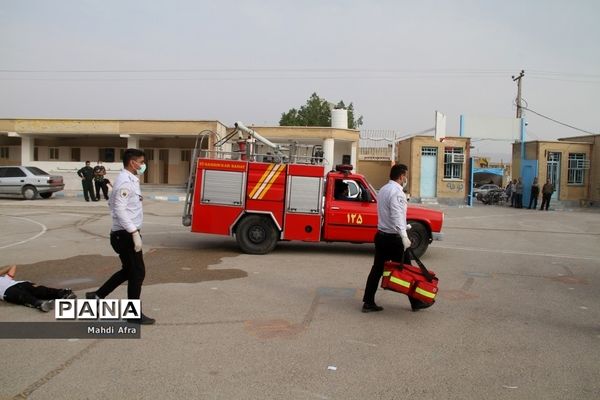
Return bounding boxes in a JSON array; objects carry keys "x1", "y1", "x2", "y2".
[
  {"x1": 85, "y1": 292, "x2": 99, "y2": 300},
  {"x1": 128, "y1": 313, "x2": 156, "y2": 325},
  {"x1": 59, "y1": 289, "x2": 77, "y2": 299},
  {"x1": 410, "y1": 299, "x2": 434, "y2": 311},
  {"x1": 362, "y1": 303, "x2": 384, "y2": 313}
]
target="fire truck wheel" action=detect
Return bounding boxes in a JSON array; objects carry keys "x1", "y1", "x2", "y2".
[
  {"x1": 236, "y1": 215, "x2": 279, "y2": 254},
  {"x1": 407, "y1": 221, "x2": 429, "y2": 258}
]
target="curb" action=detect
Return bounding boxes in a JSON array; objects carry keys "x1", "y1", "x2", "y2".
[{"x1": 54, "y1": 192, "x2": 186, "y2": 203}]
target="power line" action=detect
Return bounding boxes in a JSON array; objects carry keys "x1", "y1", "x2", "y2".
[{"x1": 522, "y1": 106, "x2": 598, "y2": 135}]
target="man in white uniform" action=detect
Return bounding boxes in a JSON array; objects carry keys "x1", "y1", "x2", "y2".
[
  {"x1": 362, "y1": 163, "x2": 429, "y2": 312},
  {"x1": 86, "y1": 148, "x2": 155, "y2": 325}
]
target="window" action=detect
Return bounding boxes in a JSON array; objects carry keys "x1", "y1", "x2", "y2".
[
  {"x1": 71, "y1": 148, "x2": 81, "y2": 161},
  {"x1": 444, "y1": 147, "x2": 464, "y2": 179},
  {"x1": 568, "y1": 153, "x2": 587, "y2": 185},
  {"x1": 421, "y1": 147, "x2": 437, "y2": 156},
  {"x1": 159, "y1": 149, "x2": 168, "y2": 161},
  {"x1": 1, "y1": 167, "x2": 26, "y2": 178},
  {"x1": 0, "y1": 147, "x2": 8, "y2": 159},
  {"x1": 99, "y1": 148, "x2": 115, "y2": 163},
  {"x1": 25, "y1": 167, "x2": 49, "y2": 176},
  {"x1": 181, "y1": 150, "x2": 191, "y2": 162},
  {"x1": 144, "y1": 149, "x2": 154, "y2": 161},
  {"x1": 49, "y1": 148, "x2": 59, "y2": 160}
]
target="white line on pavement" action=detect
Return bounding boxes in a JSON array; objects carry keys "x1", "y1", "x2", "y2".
[
  {"x1": 0, "y1": 216, "x2": 48, "y2": 249},
  {"x1": 434, "y1": 244, "x2": 599, "y2": 262}
]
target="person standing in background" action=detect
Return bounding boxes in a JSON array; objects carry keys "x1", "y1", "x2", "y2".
[
  {"x1": 515, "y1": 178, "x2": 523, "y2": 208},
  {"x1": 77, "y1": 161, "x2": 96, "y2": 202},
  {"x1": 93, "y1": 160, "x2": 109, "y2": 200},
  {"x1": 540, "y1": 179, "x2": 555, "y2": 211},
  {"x1": 528, "y1": 177, "x2": 540, "y2": 209}
]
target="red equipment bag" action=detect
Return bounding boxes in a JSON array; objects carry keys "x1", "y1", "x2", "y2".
[{"x1": 381, "y1": 249, "x2": 439, "y2": 305}]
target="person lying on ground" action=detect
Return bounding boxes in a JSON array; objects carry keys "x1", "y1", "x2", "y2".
[{"x1": 0, "y1": 265, "x2": 76, "y2": 312}]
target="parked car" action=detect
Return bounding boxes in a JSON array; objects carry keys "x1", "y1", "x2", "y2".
[
  {"x1": 474, "y1": 184, "x2": 501, "y2": 201},
  {"x1": 0, "y1": 166, "x2": 64, "y2": 199}
]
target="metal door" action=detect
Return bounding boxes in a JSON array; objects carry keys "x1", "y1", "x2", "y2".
[
  {"x1": 521, "y1": 160, "x2": 539, "y2": 207},
  {"x1": 547, "y1": 152, "x2": 560, "y2": 199},
  {"x1": 420, "y1": 147, "x2": 437, "y2": 198}
]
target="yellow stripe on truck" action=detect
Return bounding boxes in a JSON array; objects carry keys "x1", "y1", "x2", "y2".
[
  {"x1": 249, "y1": 164, "x2": 275, "y2": 199},
  {"x1": 257, "y1": 164, "x2": 286, "y2": 200}
]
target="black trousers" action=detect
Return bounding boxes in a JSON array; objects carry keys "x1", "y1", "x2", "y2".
[
  {"x1": 96, "y1": 230, "x2": 145, "y2": 300},
  {"x1": 4, "y1": 282, "x2": 62, "y2": 308},
  {"x1": 363, "y1": 231, "x2": 412, "y2": 305},
  {"x1": 528, "y1": 195, "x2": 538, "y2": 209},
  {"x1": 540, "y1": 193, "x2": 552, "y2": 210},
  {"x1": 82, "y1": 179, "x2": 95, "y2": 201},
  {"x1": 94, "y1": 180, "x2": 108, "y2": 200}
]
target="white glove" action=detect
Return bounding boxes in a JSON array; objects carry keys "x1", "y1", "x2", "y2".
[
  {"x1": 406, "y1": 224, "x2": 412, "y2": 230},
  {"x1": 400, "y1": 231, "x2": 411, "y2": 249},
  {"x1": 132, "y1": 231, "x2": 143, "y2": 252}
]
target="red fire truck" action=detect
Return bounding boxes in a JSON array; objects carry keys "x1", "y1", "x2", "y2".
[{"x1": 182, "y1": 123, "x2": 443, "y2": 257}]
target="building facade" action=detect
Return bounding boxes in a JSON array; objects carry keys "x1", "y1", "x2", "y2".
[
  {"x1": 0, "y1": 118, "x2": 359, "y2": 193},
  {"x1": 512, "y1": 136, "x2": 597, "y2": 207},
  {"x1": 396, "y1": 136, "x2": 471, "y2": 204}
]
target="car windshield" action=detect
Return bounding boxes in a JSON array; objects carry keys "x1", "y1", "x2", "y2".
[{"x1": 25, "y1": 167, "x2": 49, "y2": 176}]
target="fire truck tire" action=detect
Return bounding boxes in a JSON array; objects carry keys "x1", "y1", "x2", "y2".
[
  {"x1": 407, "y1": 221, "x2": 429, "y2": 258},
  {"x1": 236, "y1": 215, "x2": 279, "y2": 254}
]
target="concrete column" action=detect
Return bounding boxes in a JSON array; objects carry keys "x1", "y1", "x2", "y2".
[
  {"x1": 322, "y1": 138, "x2": 335, "y2": 176},
  {"x1": 127, "y1": 136, "x2": 140, "y2": 149},
  {"x1": 351, "y1": 141, "x2": 358, "y2": 173},
  {"x1": 20, "y1": 135, "x2": 34, "y2": 165}
]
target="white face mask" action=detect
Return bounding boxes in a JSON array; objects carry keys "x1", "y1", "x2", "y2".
[
  {"x1": 402, "y1": 176, "x2": 408, "y2": 188},
  {"x1": 136, "y1": 163, "x2": 147, "y2": 175}
]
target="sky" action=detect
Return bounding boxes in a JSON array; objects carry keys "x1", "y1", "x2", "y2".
[{"x1": 1, "y1": 0, "x2": 599, "y2": 161}]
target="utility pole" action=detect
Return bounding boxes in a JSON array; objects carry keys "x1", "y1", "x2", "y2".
[{"x1": 512, "y1": 70, "x2": 525, "y2": 118}]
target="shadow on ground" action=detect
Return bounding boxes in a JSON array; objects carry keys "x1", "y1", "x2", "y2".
[{"x1": 0, "y1": 247, "x2": 245, "y2": 291}]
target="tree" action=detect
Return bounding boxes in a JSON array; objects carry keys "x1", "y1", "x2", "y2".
[{"x1": 279, "y1": 93, "x2": 363, "y2": 129}]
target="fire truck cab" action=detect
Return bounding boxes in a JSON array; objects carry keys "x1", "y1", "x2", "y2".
[{"x1": 182, "y1": 123, "x2": 443, "y2": 257}]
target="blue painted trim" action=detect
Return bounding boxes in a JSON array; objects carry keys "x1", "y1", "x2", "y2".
[
  {"x1": 520, "y1": 118, "x2": 525, "y2": 176},
  {"x1": 468, "y1": 157, "x2": 474, "y2": 207}
]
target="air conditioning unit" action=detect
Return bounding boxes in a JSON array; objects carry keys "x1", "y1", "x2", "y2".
[{"x1": 450, "y1": 153, "x2": 465, "y2": 163}]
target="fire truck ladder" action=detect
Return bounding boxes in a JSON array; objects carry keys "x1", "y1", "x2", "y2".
[{"x1": 182, "y1": 130, "x2": 214, "y2": 227}]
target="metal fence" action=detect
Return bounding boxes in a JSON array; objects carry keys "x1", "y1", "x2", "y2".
[{"x1": 359, "y1": 129, "x2": 397, "y2": 160}]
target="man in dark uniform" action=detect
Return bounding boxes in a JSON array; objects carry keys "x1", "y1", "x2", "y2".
[
  {"x1": 93, "y1": 160, "x2": 109, "y2": 200},
  {"x1": 77, "y1": 161, "x2": 96, "y2": 202},
  {"x1": 362, "y1": 163, "x2": 429, "y2": 312}
]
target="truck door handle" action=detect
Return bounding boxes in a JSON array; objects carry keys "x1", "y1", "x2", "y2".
[{"x1": 331, "y1": 206, "x2": 340, "y2": 210}]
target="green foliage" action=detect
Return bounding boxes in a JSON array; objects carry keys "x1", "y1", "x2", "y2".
[{"x1": 280, "y1": 93, "x2": 363, "y2": 129}]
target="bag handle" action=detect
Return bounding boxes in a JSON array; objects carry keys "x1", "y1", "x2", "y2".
[{"x1": 405, "y1": 248, "x2": 435, "y2": 282}]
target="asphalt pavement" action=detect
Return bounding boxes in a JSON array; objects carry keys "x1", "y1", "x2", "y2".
[{"x1": 0, "y1": 197, "x2": 599, "y2": 400}]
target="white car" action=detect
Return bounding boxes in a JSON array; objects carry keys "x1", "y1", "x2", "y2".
[
  {"x1": 474, "y1": 184, "x2": 501, "y2": 199},
  {"x1": 0, "y1": 166, "x2": 65, "y2": 200}
]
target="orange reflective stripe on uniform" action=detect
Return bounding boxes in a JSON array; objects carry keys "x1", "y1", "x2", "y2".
[
  {"x1": 415, "y1": 287, "x2": 436, "y2": 299},
  {"x1": 389, "y1": 276, "x2": 411, "y2": 288}
]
